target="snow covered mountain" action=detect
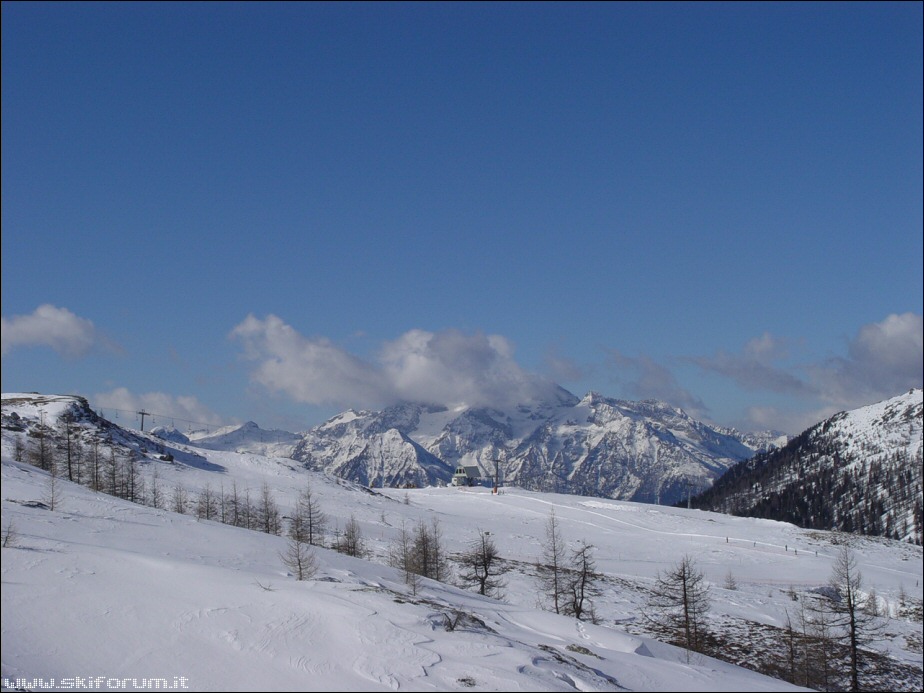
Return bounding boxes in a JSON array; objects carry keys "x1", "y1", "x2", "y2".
[
  {"x1": 0, "y1": 390, "x2": 781, "y2": 507},
  {"x1": 2, "y1": 391, "x2": 922, "y2": 692},
  {"x1": 182, "y1": 420, "x2": 302, "y2": 457},
  {"x1": 292, "y1": 390, "x2": 779, "y2": 505},
  {"x1": 1, "y1": 393, "x2": 200, "y2": 466},
  {"x1": 690, "y1": 389, "x2": 924, "y2": 545}
]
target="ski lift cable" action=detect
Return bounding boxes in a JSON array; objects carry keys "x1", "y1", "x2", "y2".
[{"x1": 95, "y1": 406, "x2": 220, "y2": 430}]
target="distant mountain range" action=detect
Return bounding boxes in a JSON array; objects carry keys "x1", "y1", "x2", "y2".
[
  {"x1": 275, "y1": 389, "x2": 782, "y2": 506},
  {"x1": 153, "y1": 420, "x2": 301, "y2": 457},
  {"x1": 4, "y1": 388, "x2": 920, "y2": 543},
  {"x1": 689, "y1": 389, "x2": 923, "y2": 545}
]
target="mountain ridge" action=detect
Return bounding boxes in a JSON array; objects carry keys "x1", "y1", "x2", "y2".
[
  {"x1": 689, "y1": 388, "x2": 923, "y2": 544},
  {"x1": 289, "y1": 390, "x2": 784, "y2": 505}
]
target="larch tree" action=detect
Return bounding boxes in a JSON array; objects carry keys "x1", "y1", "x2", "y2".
[
  {"x1": 536, "y1": 508, "x2": 567, "y2": 614},
  {"x1": 282, "y1": 499, "x2": 321, "y2": 581},
  {"x1": 563, "y1": 541, "x2": 601, "y2": 622},
  {"x1": 257, "y1": 482, "x2": 281, "y2": 535},
  {"x1": 647, "y1": 554, "x2": 711, "y2": 656},
  {"x1": 389, "y1": 520, "x2": 422, "y2": 594},
  {"x1": 291, "y1": 483, "x2": 327, "y2": 546},
  {"x1": 824, "y1": 544, "x2": 883, "y2": 692},
  {"x1": 335, "y1": 514, "x2": 366, "y2": 558},
  {"x1": 458, "y1": 530, "x2": 508, "y2": 598}
]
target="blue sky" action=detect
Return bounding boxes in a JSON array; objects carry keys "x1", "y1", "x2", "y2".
[{"x1": 2, "y1": 1, "x2": 922, "y2": 434}]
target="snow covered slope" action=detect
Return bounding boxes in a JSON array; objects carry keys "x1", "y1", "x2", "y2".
[
  {"x1": 2, "y1": 392, "x2": 922, "y2": 691},
  {"x1": 691, "y1": 389, "x2": 923, "y2": 544},
  {"x1": 2, "y1": 458, "x2": 820, "y2": 693}
]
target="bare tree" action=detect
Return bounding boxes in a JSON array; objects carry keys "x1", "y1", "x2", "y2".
[
  {"x1": 240, "y1": 487, "x2": 254, "y2": 530},
  {"x1": 387, "y1": 517, "x2": 451, "y2": 585},
  {"x1": 149, "y1": 467, "x2": 164, "y2": 510},
  {"x1": 28, "y1": 417, "x2": 54, "y2": 471},
  {"x1": 57, "y1": 412, "x2": 85, "y2": 485},
  {"x1": 225, "y1": 481, "x2": 242, "y2": 527},
  {"x1": 536, "y1": 508, "x2": 567, "y2": 614},
  {"x1": 197, "y1": 483, "x2": 218, "y2": 521},
  {"x1": 647, "y1": 554, "x2": 711, "y2": 655},
  {"x1": 72, "y1": 436, "x2": 84, "y2": 486},
  {"x1": 863, "y1": 587, "x2": 881, "y2": 617},
  {"x1": 389, "y1": 520, "x2": 422, "y2": 594},
  {"x1": 124, "y1": 452, "x2": 142, "y2": 504},
  {"x1": 824, "y1": 544, "x2": 883, "y2": 692},
  {"x1": 798, "y1": 592, "x2": 837, "y2": 691},
  {"x1": 412, "y1": 517, "x2": 451, "y2": 582},
  {"x1": 458, "y1": 530, "x2": 508, "y2": 598},
  {"x1": 784, "y1": 609, "x2": 799, "y2": 684},
  {"x1": 291, "y1": 483, "x2": 327, "y2": 546},
  {"x1": 280, "y1": 536, "x2": 319, "y2": 581},
  {"x1": 563, "y1": 541, "x2": 601, "y2": 622},
  {"x1": 60, "y1": 411, "x2": 78, "y2": 482},
  {"x1": 89, "y1": 439, "x2": 103, "y2": 492},
  {"x1": 256, "y1": 482, "x2": 281, "y2": 535},
  {"x1": 335, "y1": 514, "x2": 366, "y2": 558},
  {"x1": 171, "y1": 483, "x2": 189, "y2": 514},
  {"x1": 218, "y1": 483, "x2": 228, "y2": 524},
  {"x1": 45, "y1": 457, "x2": 62, "y2": 512},
  {"x1": 106, "y1": 448, "x2": 120, "y2": 497}
]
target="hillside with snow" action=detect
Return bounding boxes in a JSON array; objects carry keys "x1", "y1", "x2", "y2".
[
  {"x1": 2, "y1": 392, "x2": 922, "y2": 692},
  {"x1": 690, "y1": 389, "x2": 923, "y2": 545}
]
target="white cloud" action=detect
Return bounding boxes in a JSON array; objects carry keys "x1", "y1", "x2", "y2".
[
  {"x1": 380, "y1": 328, "x2": 558, "y2": 408},
  {"x1": 812, "y1": 312, "x2": 923, "y2": 409},
  {"x1": 689, "y1": 314, "x2": 923, "y2": 408},
  {"x1": 687, "y1": 314, "x2": 922, "y2": 432},
  {"x1": 230, "y1": 316, "x2": 560, "y2": 410},
  {"x1": 228, "y1": 312, "x2": 922, "y2": 432},
  {"x1": 230, "y1": 315, "x2": 390, "y2": 407},
  {"x1": 1, "y1": 304, "x2": 101, "y2": 358},
  {"x1": 93, "y1": 387, "x2": 227, "y2": 429}
]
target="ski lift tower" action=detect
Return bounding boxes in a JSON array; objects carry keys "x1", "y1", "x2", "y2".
[{"x1": 491, "y1": 458, "x2": 502, "y2": 494}]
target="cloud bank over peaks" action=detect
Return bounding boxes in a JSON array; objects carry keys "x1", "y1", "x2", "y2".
[
  {"x1": 230, "y1": 315, "x2": 563, "y2": 411},
  {"x1": 812, "y1": 312, "x2": 923, "y2": 407},
  {"x1": 690, "y1": 313, "x2": 923, "y2": 431},
  {"x1": 1, "y1": 304, "x2": 106, "y2": 358}
]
